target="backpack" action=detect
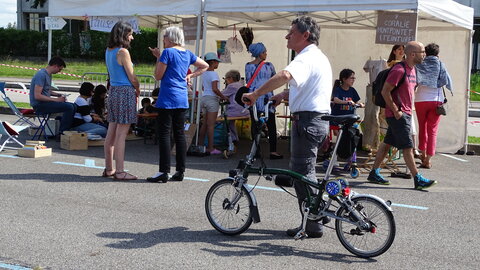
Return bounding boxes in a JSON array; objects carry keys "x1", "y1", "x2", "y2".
[{"x1": 372, "y1": 62, "x2": 407, "y2": 108}]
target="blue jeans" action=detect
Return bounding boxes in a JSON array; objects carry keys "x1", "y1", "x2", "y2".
[
  {"x1": 33, "y1": 102, "x2": 76, "y2": 133},
  {"x1": 70, "y1": 122, "x2": 107, "y2": 137}
]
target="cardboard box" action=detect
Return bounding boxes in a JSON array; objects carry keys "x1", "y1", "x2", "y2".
[
  {"x1": 172, "y1": 123, "x2": 197, "y2": 154},
  {"x1": 61, "y1": 131, "x2": 88, "y2": 150},
  {"x1": 184, "y1": 123, "x2": 197, "y2": 146},
  {"x1": 88, "y1": 139, "x2": 105, "y2": 147},
  {"x1": 17, "y1": 148, "x2": 52, "y2": 158}
]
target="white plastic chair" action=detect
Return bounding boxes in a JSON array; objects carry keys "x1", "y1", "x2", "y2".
[{"x1": 0, "y1": 121, "x2": 28, "y2": 152}]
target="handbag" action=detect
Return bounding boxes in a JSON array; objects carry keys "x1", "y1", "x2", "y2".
[
  {"x1": 435, "y1": 87, "x2": 447, "y2": 116},
  {"x1": 234, "y1": 61, "x2": 265, "y2": 106}
]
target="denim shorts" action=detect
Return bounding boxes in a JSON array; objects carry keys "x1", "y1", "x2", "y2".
[
  {"x1": 384, "y1": 113, "x2": 413, "y2": 149},
  {"x1": 201, "y1": 95, "x2": 220, "y2": 113}
]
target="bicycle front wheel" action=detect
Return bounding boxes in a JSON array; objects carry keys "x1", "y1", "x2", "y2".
[
  {"x1": 205, "y1": 179, "x2": 253, "y2": 235},
  {"x1": 335, "y1": 196, "x2": 396, "y2": 258}
]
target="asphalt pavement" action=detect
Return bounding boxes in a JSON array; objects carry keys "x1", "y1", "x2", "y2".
[{"x1": 0, "y1": 112, "x2": 479, "y2": 269}]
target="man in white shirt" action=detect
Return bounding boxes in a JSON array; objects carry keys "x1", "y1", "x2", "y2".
[{"x1": 243, "y1": 16, "x2": 332, "y2": 238}]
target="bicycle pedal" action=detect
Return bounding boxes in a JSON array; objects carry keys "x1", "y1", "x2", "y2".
[{"x1": 294, "y1": 230, "x2": 307, "y2": 240}]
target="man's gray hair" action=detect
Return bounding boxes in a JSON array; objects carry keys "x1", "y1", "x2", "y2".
[
  {"x1": 164, "y1": 26, "x2": 185, "y2": 47},
  {"x1": 292, "y1": 16, "x2": 320, "y2": 46}
]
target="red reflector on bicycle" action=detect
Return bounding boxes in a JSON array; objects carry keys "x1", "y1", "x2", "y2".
[
  {"x1": 371, "y1": 227, "x2": 376, "y2": 233},
  {"x1": 342, "y1": 187, "x2": 351, "y2": 196}
]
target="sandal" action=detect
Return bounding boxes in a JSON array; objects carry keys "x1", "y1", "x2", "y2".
[
  {"x1": 102, "y1": 168, "x2": 115, "y2": 178},
  {"x1": 113, "y1": 171, "x2": 138, "y2": 181},
  {"x1": 419, "y1": 163, "x2": 432, "y2": 169}
]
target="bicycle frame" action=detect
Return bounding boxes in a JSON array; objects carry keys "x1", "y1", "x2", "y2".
[
  {"x1": 231, "y1": 102, "x2": 392, "y2": 222},
  {"x1": 207, "y1": 102, "x2": 396, "y2": 257}
]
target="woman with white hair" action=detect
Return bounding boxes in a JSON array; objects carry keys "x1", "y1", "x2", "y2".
[
  {"x1": 147, "y1": 26, "x2": 209, "y2": 183},
  {"x1": 245, "y1": 42, "x2": 282, "y2": 159}
]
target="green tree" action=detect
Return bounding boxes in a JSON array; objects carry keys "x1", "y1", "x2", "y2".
[{"x1": 6, "y1": 22, "x2": 16, "y2": 29}]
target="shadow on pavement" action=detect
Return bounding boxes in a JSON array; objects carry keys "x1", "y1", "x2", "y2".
[{"x1": 97, "y1": 226, "x2": 376, "y2": 263}]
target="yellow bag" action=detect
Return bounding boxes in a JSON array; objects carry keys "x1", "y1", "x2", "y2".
[{"x1": 235, "y1": 119, "x2": 252, "y2": 140}]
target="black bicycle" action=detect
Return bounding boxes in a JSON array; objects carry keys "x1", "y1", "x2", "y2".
[{"x1": 205, "y1": 101, "x2": 396, "y2": 258}]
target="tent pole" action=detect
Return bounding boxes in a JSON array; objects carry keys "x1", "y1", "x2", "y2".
[
  {"x1": 194, "y1": 4, "x2": 208, "y2": 146},
  {"x1": 463, "y1": 30, "x2": 474, "y2": 154},
  {"x1": 48, "y1": 29, "x2": 52, "y2": 61},
  {"x1": 191, "y1": 4, "x2": 204, "y2": 124}
]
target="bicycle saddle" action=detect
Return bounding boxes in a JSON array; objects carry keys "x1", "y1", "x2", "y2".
[{"x1": 321, "y1": 114, "x2": 360, "y2": 125}]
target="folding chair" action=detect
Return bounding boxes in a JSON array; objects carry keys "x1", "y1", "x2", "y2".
[
  {"x1": 31, "y1": 113, "x2": 53, "y2": 141},
  {"x1": 0, "y1": 82, "x2": 37, "y2": 127},
  {"x1": 0, "y1": 121, "x2": 28, "y2": 152}
]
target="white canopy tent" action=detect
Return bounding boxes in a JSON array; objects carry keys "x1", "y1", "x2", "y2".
[{"x1": 49, "y1": 0, "x2": 474, "y2": 153}]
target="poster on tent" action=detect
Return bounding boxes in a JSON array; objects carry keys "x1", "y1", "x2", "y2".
[
  {"x1": 89, "y1": 16, "x2": 140, "y2": 33},
  {"x1": 216, "y1": 40, "x2": 231, "y2": 63},
  {"x1": 375, "y1": 11, "x2": 417, "y2": 45},
  {"x1": 183, "y1": 17, "x2": 203, "y2": 41}
]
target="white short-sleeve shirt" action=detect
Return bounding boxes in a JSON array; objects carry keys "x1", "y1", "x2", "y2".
[
  {"x1": 201, "y1": 71, "x2": 220, "y2": 97},
  {"x1": 284, "y1": 44, "x2": 332, "y2": 113}
]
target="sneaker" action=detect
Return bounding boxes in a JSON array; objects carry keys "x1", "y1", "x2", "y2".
[
  {"x1": 367, "y1": 169, "x2": 390, "y2": 185},
  {"x1": 210, "y1": 149, "x2": 222, "y2": 155},
  {"x1": 414, "y1": 173, "x2": 437, "y2": 190}
]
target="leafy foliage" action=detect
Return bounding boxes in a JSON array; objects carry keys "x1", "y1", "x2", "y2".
[
  {"x1": 0, "y1": 28, "x2": 158, "y2": 63},
  {"x1": 471, "y1": 72, "x2": 480, "y2": 102}
]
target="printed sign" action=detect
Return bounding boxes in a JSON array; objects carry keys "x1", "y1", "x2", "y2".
[
  {"x1": 216, "y1": 40, "x2": 231, "y2": 63},
  {"x1": 376, "y1": 11, "x2": 417, "y2": 45},
  {"x1": 89, "y1": 16, "x2": 140, "y2": 33}
]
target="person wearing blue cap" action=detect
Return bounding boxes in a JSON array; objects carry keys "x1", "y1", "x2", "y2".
[
  {"x1": 198, "y1": 52, "x2": 228, "y2": 155},
  {"x1": 245, "y1": 43, "x2": 283, "y2": 159}
]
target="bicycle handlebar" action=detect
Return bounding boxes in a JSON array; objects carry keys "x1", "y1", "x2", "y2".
[{"x1": 242, "y1": 100, "x2": 273, "y2": 123}]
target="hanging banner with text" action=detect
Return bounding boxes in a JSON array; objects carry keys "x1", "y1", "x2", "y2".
[
  {"x1": 89, "y1": 16, "x2": 140, "y2": 33},
  {"x1": 375, "y1": 11, "x2": 417, "y2": 45}
]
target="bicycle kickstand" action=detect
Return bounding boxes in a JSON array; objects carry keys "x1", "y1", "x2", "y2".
[{"x1": 294, "y1": 207, "x2": 310, "y2": 241}]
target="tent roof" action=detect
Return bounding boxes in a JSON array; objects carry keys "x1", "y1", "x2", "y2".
[{"x1": 49, "y1": 0, "x2": 473, "y2": 30}]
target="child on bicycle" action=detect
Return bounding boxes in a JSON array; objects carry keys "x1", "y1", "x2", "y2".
[{"x1": 331, "y1": 69, "x2": 364, "y2": 135}]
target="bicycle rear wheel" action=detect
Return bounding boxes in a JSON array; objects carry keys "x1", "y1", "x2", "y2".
[
  {"x1": 205, "y1": 179, "x2": 253, "y2": 235},
  {"x1": 335, "y1": 196, "x2": 396, "y2": 258}
]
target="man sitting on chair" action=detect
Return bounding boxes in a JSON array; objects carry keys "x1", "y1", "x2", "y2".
[{"x1": 29, "y1": 56, "x2": 75, "y2": 134}]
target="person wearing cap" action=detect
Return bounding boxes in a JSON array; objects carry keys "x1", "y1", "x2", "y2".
[
  {"x1": 246, "y1": 42, "x2": 282, "y2": 159},
  {"x1": 147, "y1": 26, "x2": 209, "y2": 183},
  {"x1": 198, "y1": 52, "x2": 228, "y2": 155}
]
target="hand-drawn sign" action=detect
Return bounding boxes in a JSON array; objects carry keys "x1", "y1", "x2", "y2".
[
  {"x1": 376, "y1": 11, "x2": 417, "y2": 45},
  {"x1": 45, "y1": 17, "x2": 67, "y2": 30}
]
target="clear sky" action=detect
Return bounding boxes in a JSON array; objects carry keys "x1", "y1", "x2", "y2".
[{"x1": 0, "y1": 0, "x2": 17, "y2": 28}]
